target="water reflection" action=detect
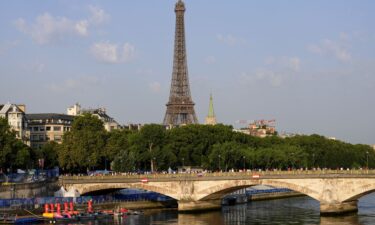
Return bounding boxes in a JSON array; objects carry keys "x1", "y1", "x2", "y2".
[
  {"x1": 40, "y1": 193, "x2": 375, "y2": 225},
  {"x1": 320, "y1": 215, "x2": 361, "y2": 225},
  {"x1": 177, "y1": 212, "x2": 224, "y2": 225}
]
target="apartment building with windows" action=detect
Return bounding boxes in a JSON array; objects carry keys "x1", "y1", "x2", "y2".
[
  {"x1": 0, "y1": 103, "x2": 28, "y2": 142},
  {"x1": 25, "y1": 114, "x2": 74, "y2": 149},
  {"x1": 67, "y1": 103, "x2": 120, "y2": 131}
]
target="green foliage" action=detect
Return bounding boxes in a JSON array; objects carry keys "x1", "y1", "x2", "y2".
[
  {"x1": 58, "y1": 114, "x2": 107, "y2": 172},
  {"x1": 208, "y1": 142, "x2": 248, "y2": 171},
  {"x1": 0, "y1": 117, "x2": 31, "y2": 171},
  {"x1": 36, "y1": 141, "x2": 59, "y2": 169},
  {"x1": 49, "y1": 116, "x2": 375, "y2": 173}
]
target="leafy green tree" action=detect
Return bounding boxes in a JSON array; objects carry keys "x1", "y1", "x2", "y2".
[
  {"x1": 58, "y1": 114, "x2": 106, "y2": 172},
  {"x1": 0, "y1": 117, "x2": 31, "y2": 171},
  {"x1": 34, "y1": 141, "x2": 59, "y2": 169},
  {"x1": 137, "y1": 124, "x2": 166, "y2": 172},
  {"x1": 0, "y1": 117, "x2": 14, "y2": 170},
  {"x1": 106, "y1": 129, "x2": 134, "y2": 172},
  {"x1": 14, "y1": 144, "x2": 30, "y2": 169},
  {"x1": 208, "y1": 142, "x2": 248, "y2": 171}
]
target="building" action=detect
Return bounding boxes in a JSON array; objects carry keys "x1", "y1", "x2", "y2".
[
  {"x1": 123, "y1": 123, "x2": 143, "y2": 131},
  {"x1": 67, "y1": 103, "x2": 120, "y2": 131},
  {"x1": 205, "y1": 94, "x2": 217, "y2": 125},
  {"x1": 249, "y1": 120, "x2": 276, "y2": 138},
  {"x1": 234, "y1": 120, "x2": 277, "y2": 138},
  {"x1": 163, "y1": 0, "x2": 198, "y2": 126},
  {"x1": 0, "y1": 103, "x2": 28, "y2": 142},
  {"x1": 26, "y1": 114, "x2": 74, "y2": 148}
]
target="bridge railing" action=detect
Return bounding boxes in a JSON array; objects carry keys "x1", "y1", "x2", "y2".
[{"x1": 59, "y1": 169, "x2": 375, "y2": 181}]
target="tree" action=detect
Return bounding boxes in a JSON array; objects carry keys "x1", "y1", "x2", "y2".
[
  {"x1": 14, "y1": 144, "x2": 30, "y2": 169},
  {"x1": 106, "y1": 129, "x2": 133, "y2": 172},
  {"x1": 0, "y1": 117, "x2": 31, "y2": 171},
  {"x1": 0, "y1": 117, "x2": 14, "y2": 170},
  {"x1": 208, "y1": 142, "x2": 248, "y2": 171},
  {"x1": 138, "y1": 124, "x2": 166, "y2": 172},
  {"x1": 58, "y1": 114, "x2": 106, "y2": 172},
  {"x1": 35, "y1": 141, "x2": 59, "y2": 169}
]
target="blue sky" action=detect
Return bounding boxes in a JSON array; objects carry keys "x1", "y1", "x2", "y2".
[{"x1": 0, "y1": 1, "x2": 374, "y2": 144}]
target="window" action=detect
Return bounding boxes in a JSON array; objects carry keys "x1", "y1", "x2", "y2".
[
  {"x1": 46, "y1": 126, "x2": 51, "y2": 131},
  {"x1": 53, "y1": 126, "x2": 61, "y2": 131},
  {"x1": 40, "y1": 126, "x2": 45, "y2": 131},
  {"x1": 33, "y1": 127, "x2": 39, "y2": 131},
  {"x1": 39, "y1": 135, "x2": 45, "y2": 141},
  {"x1": 54, "y1": 135, "x2": 62, "y2": 141}
]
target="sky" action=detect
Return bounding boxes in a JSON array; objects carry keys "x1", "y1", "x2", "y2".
[{"x1": 0, "y1": 1, "x2": 374, "y2": 145}]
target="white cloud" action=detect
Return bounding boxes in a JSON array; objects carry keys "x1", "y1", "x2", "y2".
[
  {"x1": 75, "y1": 20, "x2": 89, "y2": 36},
  {"x1": 149, "y1": 82, "x2": 161, "y2": 93},
  {"x1": 46, "y1": 76, "x2": 100, "y2": 92},
  {"x1": 308, "y1": 38, "x2": 351, "y2": 62},
  {"x1": 0, "y1": 40, "x2": 19, "y2": 55},
  {"x1": 216, "y1": 34, "x2": 246, "y2": 46},
  {"x1": 14, "y1": 6, "x2": 109, "y2": 45},
  {"x1": 33, "y1": 63, "x2": 45, "y2": 73},
  {"x1": 255, "y1": 69, "x2": 282, "y2": 87},
  {"x1": 287, "y1": 57, "x2": 301, "y2": 72},
  {"x1": 15, "y1": 13, "x2": 87, "y2": 44},
  {"x1": 204, "y1": 56, "x2": 216, "y2": 64},
  {"x1": 90, "y1": 41, "x2": 136, "y2": 64},
  {"x1": 88, "y1": 5, "x2": 110, "y2": 25},
  {"x1": 265, "y1": 56, "x2": 301, "y2": 72},
  {"x1": 122, "y1": 43, "x2": 136, "y2": 62},
  {"x1": 241, "y1": 56, "x2": 301, "y2": 87}
]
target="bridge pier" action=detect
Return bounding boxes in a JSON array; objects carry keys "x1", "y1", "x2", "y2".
[
  {"x1": 178, "y1": 200, "x2": 222, "y2": 212},
  {"x1": 320, "y1": 200, "x2": 358, "y2": 216}
]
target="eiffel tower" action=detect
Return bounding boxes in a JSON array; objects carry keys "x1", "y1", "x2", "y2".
[{"x1": 163, "y1": 0, "x2": 198, "y2": 126}]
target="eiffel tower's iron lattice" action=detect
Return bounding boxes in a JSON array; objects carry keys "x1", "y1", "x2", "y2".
[{"x1": 163, "y1": 0, "x2": 198, "y2": 126}]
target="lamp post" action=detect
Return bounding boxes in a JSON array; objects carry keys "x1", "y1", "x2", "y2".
[
  {"x1": 153, "y1": 157, "x2": 156, "y2": 172},
  {"x1": 312, "y1": 153, "x2": 315, "y2": 169},
  {"x1": 291, "y1": 153, "x2": 294, "y2": 170},
  {"x1": 366, "y1": 151, "x2": 369, "y2": 171},
  {"x1": 218, "y1": 154, "x2": 221, "y2": 172},
  {"x1": 182, "y1": 157, "x2": 185, "y2": 169},
  {"x1": 243, "y1": 156, "x2": 246, "y2": 171}
]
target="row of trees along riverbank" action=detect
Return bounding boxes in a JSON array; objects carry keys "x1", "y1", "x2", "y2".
[{"x1": 0, "y1": 115, "x2": 374, "y2": 174}]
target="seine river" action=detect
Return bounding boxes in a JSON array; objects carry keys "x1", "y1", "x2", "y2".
[{"x1": 41, "y1": 193, "x2": 375, "y2": 225}]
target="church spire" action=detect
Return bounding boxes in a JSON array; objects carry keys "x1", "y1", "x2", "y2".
[{"x1": 205, "y1": 93, "x2": 217, "y2": 125}]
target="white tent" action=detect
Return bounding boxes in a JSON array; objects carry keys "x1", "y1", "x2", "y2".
[{"x1": 54, "y1": 186, "x2": 80, "y2": 197}]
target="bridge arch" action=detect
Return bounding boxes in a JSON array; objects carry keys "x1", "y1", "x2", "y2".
[
  {"x1": 342, "y1": 183, "x2": 375, "y2": 202},
  {"x1": 197, "y1": 179, "x2": 320, "y2": 202},
  {"x1": 66, "y1": 183, "x2": 179, "y2": 200}
]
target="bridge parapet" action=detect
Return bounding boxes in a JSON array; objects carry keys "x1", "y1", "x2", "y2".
[{"x1": 59, "y1": 169, "x2": 375, "y2": 183}]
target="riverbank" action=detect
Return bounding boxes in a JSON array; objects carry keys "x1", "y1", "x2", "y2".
[
  {"x1": 0, "y1": 189, "x2": 303, "y2": 216},
  {"x1": 0, "y1": 200, "x2": 177, "y2": 216}
]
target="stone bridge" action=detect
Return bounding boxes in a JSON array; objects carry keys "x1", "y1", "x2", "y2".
[{"x1": 60, "y1": 170, "x2": 375, "y2": 215}]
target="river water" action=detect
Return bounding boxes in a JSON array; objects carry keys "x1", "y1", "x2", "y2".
[{"x1": 40, "y1": 193, "x2": 375, "y2": 225}]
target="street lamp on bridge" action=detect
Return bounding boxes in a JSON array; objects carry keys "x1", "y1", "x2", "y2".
[
  {"x1": 243, "y1": 156, "x2": 246, "y2": 171},
  {"x1": 366, "y1": 151, "x2": 369, "y2": 171},
  {"x1": 218, "y1": 154, "x2": 221, "y2": 172},
  {"x1": 312, "y1": 153, "x2": 315, "y2": 169}
]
